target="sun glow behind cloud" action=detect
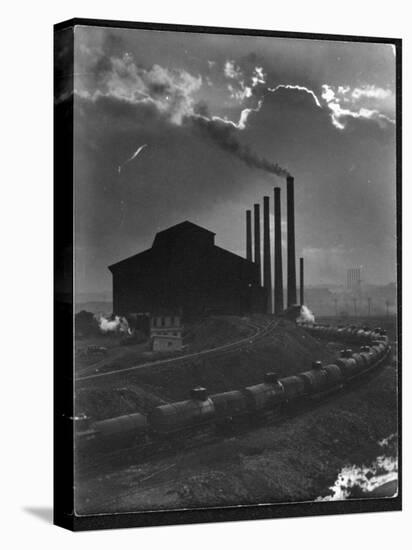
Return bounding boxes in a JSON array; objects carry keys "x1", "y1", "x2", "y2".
[
  {"x1": 321, "y1": 84, "x2": 395, "y2": 130},
  {"x1": 73, "y1": 41, "x2": 395, "y2": 137}
]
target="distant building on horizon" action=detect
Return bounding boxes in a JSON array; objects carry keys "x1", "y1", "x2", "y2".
[
  {"x1": 109, "y1": 221, "x2": 265, "y2": 318},
  {"x1": 346, "y1": 267, "x2": 362, "y2": 291}
]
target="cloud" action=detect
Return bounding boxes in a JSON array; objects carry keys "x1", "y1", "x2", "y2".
[
  {"x1": 75, "y1": 52, "x2": 202, "y2": 125},
  {"x1": 227, "y1": 83, "x2": 253, "y2": 102},
  {"x1": 223, "y1": 59, "x2": 266, "y2": 104},
  {"x1": 76, "y1": 45, "x2": 289, "y2": 178},
  {"x1": 251, "y1": 66, "x2": 266, "y2": 87},
  {"x1": 267, "y1": 84, "x2": 322, "y2": 108},
  {"x1": 351, "y1": 85, "x2": 392, "y2": 100},
  {"x1": 224, "y1": 60, "x2": 242, "y2": 80},
  {"x1": 321, "y1": 84, "x2": 395, "y2": 130}
]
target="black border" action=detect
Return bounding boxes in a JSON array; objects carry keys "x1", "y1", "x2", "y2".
[{"x1": 53, "y1": 18, "x2": 402, "y2": 532}]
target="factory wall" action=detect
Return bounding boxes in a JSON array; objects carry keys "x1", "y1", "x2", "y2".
[{"x1": 110, "y1": 221, "x2": 265, "y2": 318}]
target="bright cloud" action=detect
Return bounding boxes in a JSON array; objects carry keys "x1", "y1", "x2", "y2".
[
  {"x1": 321, "y1": 84, "x2": 394, "y2": 130},
  {"x1": 224, "y1": 60, "x2": 242, "y2": 80},
  {"x1": 351, "y1": 85, "x2": 392, "y2": 100},
  {"x1": 223, "y1": 60, "x2": 266, "y2": 104},
  {"x1": 251, "y1": 66, "x2": 266, "y2": 87},
  {"x1": 267, "y1": 84, "x2": 322, "y2": 108},
  {"x1": 75, "y1": 52, "x2": 202, "y2": 125}
]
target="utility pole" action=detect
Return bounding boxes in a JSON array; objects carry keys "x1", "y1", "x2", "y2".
[
  {"x1": 385, "y1": 299, "x2": 390, "y2": 317},
  {"x1": 367, "y1": 297, "x2": 372, "y2": 317},
  {"x1": 352, "y1": 298, "x2": 357, "y2": 317}
]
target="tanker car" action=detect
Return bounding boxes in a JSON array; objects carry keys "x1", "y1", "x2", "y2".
[{"x1": 77, "y1": 323, "x2": 391, "y2": 454}]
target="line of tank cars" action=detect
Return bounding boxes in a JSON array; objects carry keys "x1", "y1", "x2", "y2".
[{"x1": 78, "y1": 323, "x2": 390, "y2": 450}]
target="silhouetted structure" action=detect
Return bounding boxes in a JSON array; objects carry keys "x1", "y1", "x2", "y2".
[
  {"x1": 109, "y1": 221, "x2": 265, "y2": 317},
  {"x1": 287, "y1": 176, "x2": 297, "y2": 307},
  {"x1": 246, "y1": 209, "x2": 252, "y2": 261},
  {"x1": 263, "y1": 196, "x2": 272, "y2": 313},
  {"x1": 273, "y1": 187, "x2": 284, "y2": 314},
  {"x1": 300, "y1": 257, "x2": 304, "y2": 305},
  {"x1": 254, "y1": 203, "x2": 261, "y2": 285}
]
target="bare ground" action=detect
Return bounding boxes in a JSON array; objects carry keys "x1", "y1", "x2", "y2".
[{"x1": 75, "y1": 352, "x2": 398, "y2": 514}]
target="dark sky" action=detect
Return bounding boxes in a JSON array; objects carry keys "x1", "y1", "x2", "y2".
[{"x1": 66, "y1": 25, "x2": 396, "y2": 295}]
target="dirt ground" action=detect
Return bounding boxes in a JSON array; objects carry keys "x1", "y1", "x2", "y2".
[{"x1": 75, "y1": 315, "x2": 398, "y2": 515}]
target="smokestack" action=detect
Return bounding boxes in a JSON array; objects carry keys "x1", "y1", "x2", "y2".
[
  {"x1": 263, "y1": 196, "x2": 272, "y2": 314},
  {"x1": 287, "y1": 176, "x2": 297, "y2": 307},
  {"x1": 274, "y1": 187, "x2": 284, "y2": 314},
  {"x1": 300, "y1": 257, "x2": 304, "y2": 306},
  {"x1": 246, "y1": 210, "x2": 252, "y2": 261},
  {"x1": 254, "y1": 203, "x2": 261, "y2": 285}
]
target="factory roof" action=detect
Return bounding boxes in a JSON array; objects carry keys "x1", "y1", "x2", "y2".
[
  {"x1": 108, "y1": 220, "x2": 253, "y2": 272},
  {"x1": 152, "y1": 221, "x2": 215, "y2": 248}
]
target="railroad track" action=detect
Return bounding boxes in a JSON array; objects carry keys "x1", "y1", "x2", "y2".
[
  {"x1": 77, "y1": 349, "x2": 393, "y2": 482},
  {"x1": 76, "y1": 318, "x2": 278, "y2": 382}
]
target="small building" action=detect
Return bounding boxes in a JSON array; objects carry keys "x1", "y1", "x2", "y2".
[{"x1": 150, "y1": 313, "x2": 183, "y2": 352}]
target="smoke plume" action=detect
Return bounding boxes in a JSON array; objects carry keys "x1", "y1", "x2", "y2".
[
  {"x1": 297, "y1": 305, "x2": 315, "y2": 324},
  {"x1": 193, "y1": 114, "x2": 291, "y2": 178},
  {"x1": 97, "y1": 314, "x2": 131, "y2": 334}
]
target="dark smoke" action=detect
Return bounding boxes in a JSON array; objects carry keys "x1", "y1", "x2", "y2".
[{"x1": 192, "y1": 114, "x2": 291, "y2": 178}]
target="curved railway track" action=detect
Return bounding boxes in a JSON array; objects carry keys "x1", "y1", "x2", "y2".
[
  {"x1": 77, "y1": 351, "x2": 392, "y2": 481},
  {"x1": 76, "y1": 318, "x2": 279, "y2": 382},
  {"x1": 76, "y1": 322, "x2": 393, "y2": 480}
]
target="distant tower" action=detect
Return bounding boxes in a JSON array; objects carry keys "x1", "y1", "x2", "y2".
[{"x1": 347, "y1": 267, "x2": 361, "y2": 291}]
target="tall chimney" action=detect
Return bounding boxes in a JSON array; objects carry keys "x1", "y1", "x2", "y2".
[
  {"x1": 274, "y1": 187, "x2": 284, "y2": 314},
  {"x1": 300, "y1": 257, "x2": 304, "y2": 306},
  {"x1": 253, "y1": 203, "x2": 261, "y2": 285},
  {"x1": 287, "y1": 176, "x2": 297, "y2": 307},
  {"x1": 246, "y1": 210, "x2": 252, "y2": 261},
  {"x1": 263, "y1": 196, "x2": 272, "y2": 313}
]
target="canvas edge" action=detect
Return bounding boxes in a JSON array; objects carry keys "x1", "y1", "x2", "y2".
[{"x1": 52, "y1": 17, "x2": 402, "y2": 532}]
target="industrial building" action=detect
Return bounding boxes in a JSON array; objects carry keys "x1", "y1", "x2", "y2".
[{"x1": 109, "y1": 221, "x2": 265, "y2": 317}]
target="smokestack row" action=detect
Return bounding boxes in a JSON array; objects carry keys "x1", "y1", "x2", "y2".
[{"x1": 245, "y1": 175, "x2": 301, "y2": 314}]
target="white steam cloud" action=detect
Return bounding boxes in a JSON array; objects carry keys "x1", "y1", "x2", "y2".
[
  {"x1": 297, "y1": 305, "x2": 315, "y2": 324},
  {"x1": 97, "y1": 314, "x2": 131, "y2": 334}
]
